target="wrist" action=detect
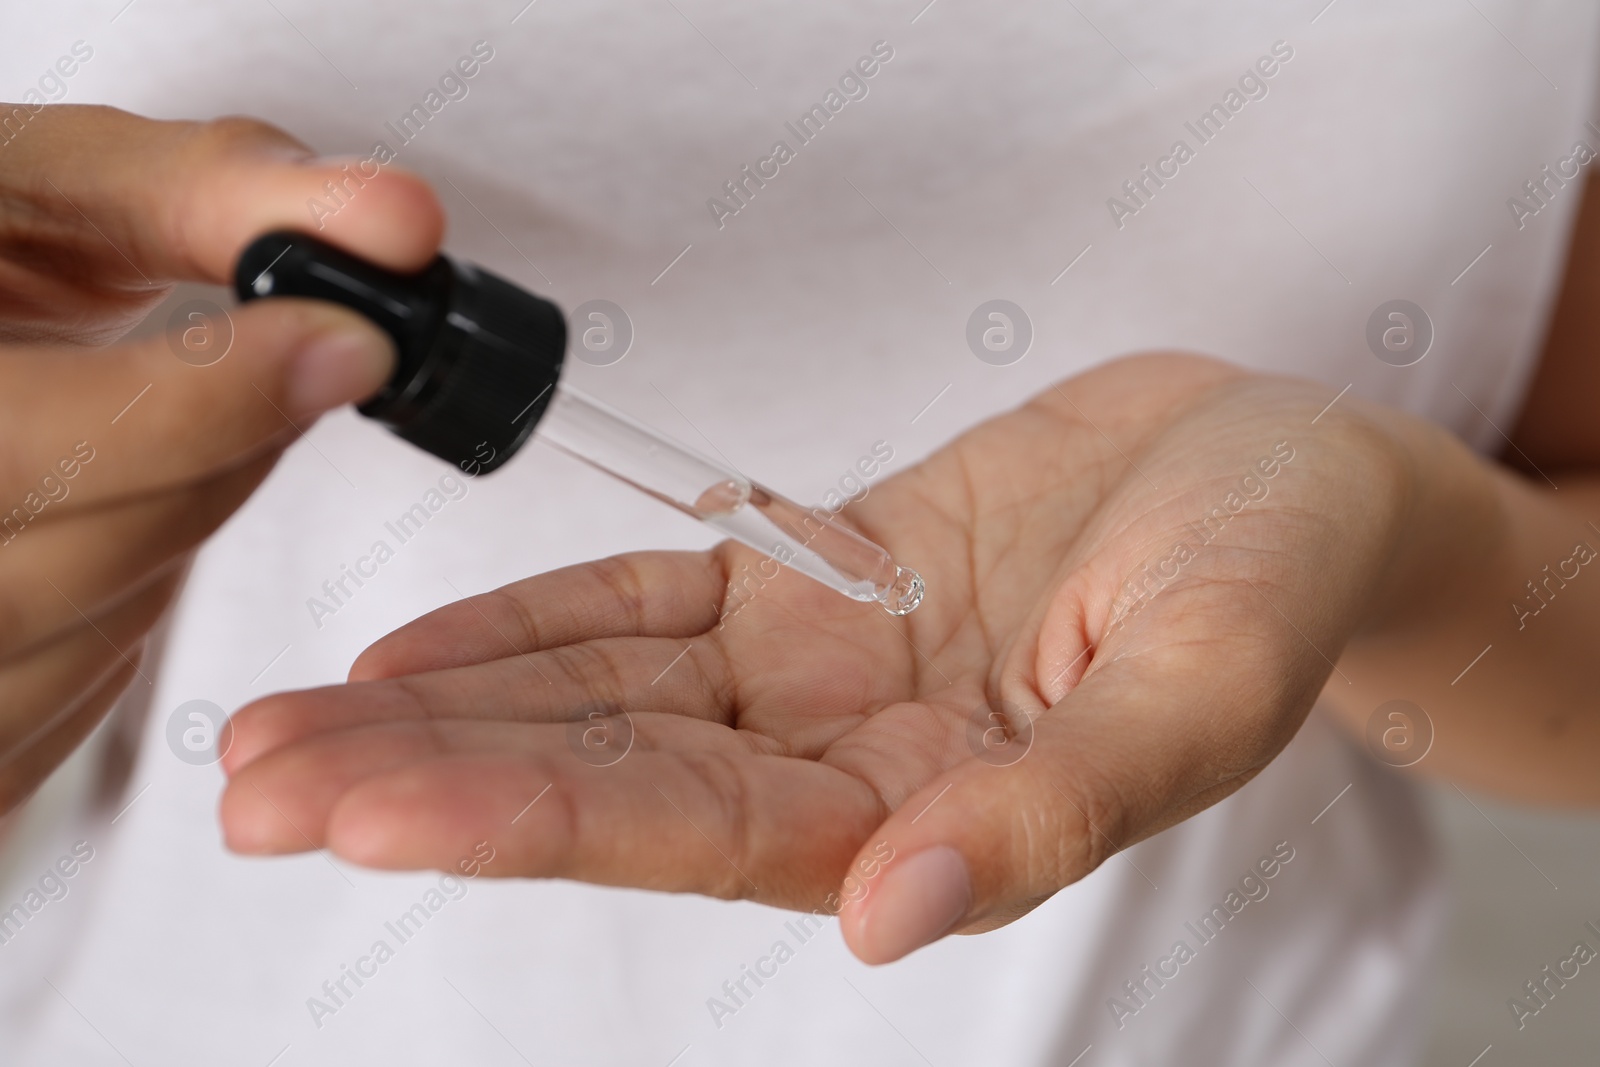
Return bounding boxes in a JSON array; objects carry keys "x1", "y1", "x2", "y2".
[{"x1": 1346, "y1": 405, "x2": 1512, "y2": 641}]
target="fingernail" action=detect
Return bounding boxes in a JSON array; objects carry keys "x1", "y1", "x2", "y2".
[
  {"x1": 287, "y1": 324, "x2": 394, "y2": 417},
  {"x1": 857, "y1": 846, "x2": 971, "y2": 963}
]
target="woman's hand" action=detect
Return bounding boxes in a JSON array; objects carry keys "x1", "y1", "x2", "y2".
[
  {"x1": 222, "y1": 352, "x2": 1471, "y2": 963},
  {"x1": 0, "y1": 104, "x2": 443, "y2": 810}
]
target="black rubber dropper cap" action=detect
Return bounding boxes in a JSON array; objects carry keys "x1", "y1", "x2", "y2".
[{"x1": 233, "y1": 231, "x2": 566, "y2": 475}]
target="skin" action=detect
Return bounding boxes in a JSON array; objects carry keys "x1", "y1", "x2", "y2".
[
  {"x1": 6, "y1": 104, "x2": 1600, "y2": 967},
  {"x1": 221, "y1": 359, "x2": 1425, "y2": 965},
  {"x1": 219, "y1": 168, "x2": 1600, "y2": 963},
  {"x1": 0, "y1": 105, "x2": 442, "y2": 812}
]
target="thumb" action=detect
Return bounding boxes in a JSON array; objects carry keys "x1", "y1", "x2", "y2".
[
  {"x1": 2, "y1": 298, "x2": 395, "y2": 505},
  {"x1": 837, "y1": 651, "x2": 1291, "y2": 965}
]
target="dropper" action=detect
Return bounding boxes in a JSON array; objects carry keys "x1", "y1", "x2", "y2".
[{"x1": 233, "y1": 231, "x2": 924, "y2": 616}]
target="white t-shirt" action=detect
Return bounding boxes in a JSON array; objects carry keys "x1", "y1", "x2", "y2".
[{"x1": 3, "y1": 1, "x2": 1598, "y2": 1063}]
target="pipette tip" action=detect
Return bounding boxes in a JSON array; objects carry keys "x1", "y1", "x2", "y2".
[{"x1": 883, "y1": 566, "x2": 925, "y2": 616}]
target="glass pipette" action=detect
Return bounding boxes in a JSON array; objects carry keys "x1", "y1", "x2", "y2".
[
  {"x1": 534, "y1": 385, "x2": 923, "y2": 613},
  {"x1": 233, "y1": 230, "x2": 924, "y2": 616}
]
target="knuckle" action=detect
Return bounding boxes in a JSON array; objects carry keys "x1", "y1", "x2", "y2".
[
  {"x1": 583, "y1": 555, "x2": 650, "y2": 631},
  {"x1": 1037, "y1": 765, "x2": 1128, "y2": 882},
  {"x1": 183, "y1": 114, "x2": 305, "y2": 162},
  {"x1": 163, "y1": 115, "x2": 308, "y2": 276},
  {"x1": 677, "y1": 751, "x2": 757, "y2": 901},
  {"x1": 388, "y1": 673, "x2": 446, "y2": 724},
  {"x1": 535, "y1": 764, "x2": 583, "y2": 879},
  {"x1": 1071, "y1": 777, "x2": 1128, "y2": 874},
  {"x1": 541, "y1": 643, "x2": 628, "y2": 712},
  {"x1": 486, "y1": 587, "x2": 545, "y2": 655}
]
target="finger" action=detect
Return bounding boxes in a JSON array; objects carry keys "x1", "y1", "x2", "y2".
[
  {"x1": 0, "y1": 451, "x2": 276, "y2": 659},
  {"x1": 838, "y1": 589, "x2": 1323, "y2": 964},
  {"x1": 0, "y1": 297, "x2": 392, "y2": 505},
  {"x1": 311, "y1": 749, "x2": 882, "y2": 911},
  {"x1": 9, "y1": 105, "x2": 443, "y2": 286},
  {"x1": 221, "y1": 714, "x2": 757, "y2": 854},
  {"x1": 349, "y1": 552, "x2": 730, "y2": 681},
  {"x1": 225, "y1": 633, "x2": 734, "y2": 773}
]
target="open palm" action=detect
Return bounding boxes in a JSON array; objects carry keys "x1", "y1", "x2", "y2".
[{"x1": 222, "y1": 353, "x2": 1414, "y2": 962}]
